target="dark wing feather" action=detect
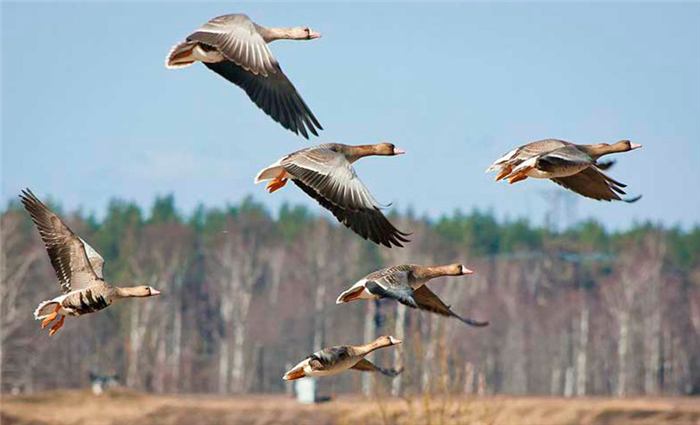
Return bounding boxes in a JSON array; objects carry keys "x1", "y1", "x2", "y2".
[
  {"x1": 283, "y1": 149, "x2": 409, "y2": 247},
  {"x1": 292, "y1": 180, "x2": 409, "y2": 248},
  {"x1": 536, "y1": 146, "x2": 593, "y2": 172},
  {"x1": 351, "y1": 358, "x2": 403, "y2": 377},
  {"x1": 365, "y1": 280, "x2": 418, "y2": 308},
  {"x1": 19, "y1": 189, "x2": 99, "y2": 293},
  {"x1": 310, "y1": 346, "x2": 351, "y2": 370},
  {"x1": 413, "y1": 286, "x2": 489, "y2": 327},
  {"x1": 204, "y1": 61, "x2": 321, "y2": 139},
  {"x1": 551, "y1": 167, "x2": 641, "y2": 203}
]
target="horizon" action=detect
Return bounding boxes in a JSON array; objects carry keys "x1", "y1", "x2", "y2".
[{"x1": 2, "y1": 2, "x2": 699, "y2": 230}]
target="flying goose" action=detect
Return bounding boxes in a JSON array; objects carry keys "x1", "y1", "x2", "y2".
[
  {"x1": 255, "y1": 143, "x2": 410, "y2": 248},
  {"x1": 20, "y1": 190, "x2": 161, "y2": 336},
  {"x1": 336, "y1": 264, "x2": 489, "y2": 327},
  {"x1": 486, "y1": 139, "x2": 642, "y2": 202},
  {"x1": 283, "y1": 336, "x2": 403, "y2": 381},
  {"x1": 166, "y1": 14, "x2": 322, "y2": 139}
]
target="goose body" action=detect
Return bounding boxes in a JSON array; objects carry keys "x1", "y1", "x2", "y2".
[
  {"x1": 336, "y1": 264, "x2": 488, "y2": 327},
  {"x1": 167, "y1": 14, "x2": 322, "y2": 138},
  {"x1": 20, "y1": 190, "x2": 161, "y2": 336},
  {"x1": 283, "y1": 336, "x2": 403, "y2": 381},
  {"x1": 486, "y1": 139, "x2": 642, "y2": 202},
  {"x1": 255, "y1": 143, "x2": 410, "y2": 248}
]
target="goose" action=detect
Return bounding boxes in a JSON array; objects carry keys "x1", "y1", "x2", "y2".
[
  {"x1": 20, "y1": 190, "x2": 161, "y2": 336},
  {"x1": 166, "y1": 14, "x2": 322, "y2": 139},
  {"x1": 283, "y1": 336, "x2": 403, "y2": 381},
  {"x1": 486, "y1": 139, "x2": 642, "y2": 202},
  {"x1": 336, "y1": 264, "x2": 488, "y2": 327},
  {"x1": 255, "y1": 143, "x2": 410, "y2": 248}
]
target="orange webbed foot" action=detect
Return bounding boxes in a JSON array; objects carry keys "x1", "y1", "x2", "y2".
[
  {"x1": 265, "y1": 172, "x2": 288, "y2": 194},
  {"x1": 507, "y1": 167, "x2": 531, "y2": 184},
  {"x1": 495, "y1": 166, "x2": 513, "y2": 182},
  {"x1": 41, "y1": 305, "x2": 60, "y2": 330},
  {"x1": 49, "y1": 315, "x2": 65, "y2": 336}
]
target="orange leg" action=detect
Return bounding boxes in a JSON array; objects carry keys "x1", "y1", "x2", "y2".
[
  {"x1": 265, "y1": 172, "x2": 288, "y2": 194},
  {"x1": 41, "y1": 305, "x2": 60, "y2": 329},
  {"x1": 49, "y1": 315, "x2": 65, "y2": 336}
]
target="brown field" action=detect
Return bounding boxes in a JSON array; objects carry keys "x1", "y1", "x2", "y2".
[{"x1": 1, "y1": 390, "x2": 699, "y2": 425}]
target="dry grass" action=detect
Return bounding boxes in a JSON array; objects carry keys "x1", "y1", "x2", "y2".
[{"x1": 1, "y1": 390, "x2": 699, "y2": 425}]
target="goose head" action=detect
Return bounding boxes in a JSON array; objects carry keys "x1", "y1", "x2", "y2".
[
  {"x1": 120, "y1": 286, "x2": 162, "y2": 298},
  {"x1": 443, "y1": 263, "x2": 474, "y2": 276},
  {"x1": 373, "y1": 142, "x2": 406, "y2": 156}
]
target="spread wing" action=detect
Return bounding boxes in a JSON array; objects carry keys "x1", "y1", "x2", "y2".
[
  {"x1": 551, "y1": 167, "x2": 641, "y2": 202},
  {"x1": 20, "y1": 189, "x2": 100, "y2": 293},
  {"x1": 79, "y1": 238, "x2": 104, "y2": 279},
  {"x1": 413, "y1": 286, "x2": 489, "y2": 327},
  {"x1": 204, "y1": 61, "x2": 322, "y2": 139},
  {"x1": 351, "y1": 359, "x2": 402, "y2": 377},
  {"x1": 284, "y1": 148, "x2": 409, "y2": 247},
  {"x1": 189, "y1": 14, "x2": 322, "y2": 138}
]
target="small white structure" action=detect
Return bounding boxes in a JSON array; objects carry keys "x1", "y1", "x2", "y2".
[{"x1": 294, "y1": 377, "x2": 318, "y2": 404}]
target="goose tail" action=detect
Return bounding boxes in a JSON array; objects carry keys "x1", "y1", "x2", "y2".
[
  {"x1": 34, "y1": 300, "x2": 60, "y2": 320},
  {"x1": 166, "y1": 41, "x2": 198, "y2": 69}
]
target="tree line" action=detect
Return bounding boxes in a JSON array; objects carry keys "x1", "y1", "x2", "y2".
[{"x1": 1, "y1": 194, "x2": 699, "y2": 397}]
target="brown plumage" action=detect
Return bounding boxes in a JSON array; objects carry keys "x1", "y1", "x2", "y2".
[
  {"x1": 20, "y1": 189, "x2": 161, "y2": 336},
  {"x1": 336, "y1": 264, "x2": 489, "y2": 327},
  {"x1": 255, "y1": 143, "x2": 410, "y2": 248},
  {"x1": 166, "y1": 14, "x2": 322, "y2": 138},
  {"x1": 486, "y1": 139, "x2": 642, "y2": 202},
  {"x1": 282, "y1": 336, "x2": 403, "y2": 380}
]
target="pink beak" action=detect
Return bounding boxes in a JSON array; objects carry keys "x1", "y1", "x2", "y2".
[
  {"x1": 630, "y1": 142, "x2": 642, "y2": 150},
  {"x1": 394, "y1": 149, "x2": 406, "y2": 155},
  {"x1": 150, "y1": 289, "x2": 162, "y2": 296},
  {"x1": 309, "y1": 31, "x2": 322, "y2": 39},
  {"x1": 461, "y1": 267, "x2": 474, "y2": 275}
]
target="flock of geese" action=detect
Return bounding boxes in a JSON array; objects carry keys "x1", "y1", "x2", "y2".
[{"x1": 22, "y1": 13, "x2": 642, "y2": 382}]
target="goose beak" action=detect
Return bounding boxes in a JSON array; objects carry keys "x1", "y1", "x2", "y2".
[
  {"x1": 389, "y1": 336, "x2": 403, "y2": 345},
  {"x1": 150, "y1": 288, "x2": 162, "y2": 296},
  {"x1": 630, "y1": 143, "x2": 642, "y2": 150},
  {"x1": 393, "y1": 149, "x2": 406, "y2": 155},
  {"x1": 461, "y1": 266, "x2": 474, "y2": 275},
  {"x1": 309, "y1": 30, "x2": 322, "y2": 39}
]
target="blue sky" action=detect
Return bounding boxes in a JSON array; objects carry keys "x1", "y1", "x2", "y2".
[{"x1": 2, "y1": 2, "x2": 699, "y2": 229}]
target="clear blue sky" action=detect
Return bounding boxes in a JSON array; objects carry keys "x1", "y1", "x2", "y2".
[{"x1": 2, "y1": 2, "x2": 699, "y2": 229}]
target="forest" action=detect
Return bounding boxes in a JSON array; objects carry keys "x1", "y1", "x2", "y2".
[{"x1": 1, "y1": 194, "x2": 699, "y2": 398}]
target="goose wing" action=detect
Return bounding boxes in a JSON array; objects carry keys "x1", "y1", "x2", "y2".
[
  {"x1": 413, "y1": 285, "x2": 489, "y2": 327},
  {"x1": 351, "y1": 358, "x2": 402, "y2": 377},
  {"x1": 535, "y1": 145, "x2": 593, "y2": 171},
  {"x1": 551, "y1": 167, "x2": 641, "y2": 202},
  {"x1": 20, "y1": 189, "x2": 101, "y2": 293},
  {"x1": 284, "y1": 148, "x2": 409, "y2": 247},
  {"x1": 309, "y1": 346, "x2": 351, "y2": 370},
  {"x1": 487, "y1": 139, "x2": 570, "y2": 172},
  {"x1": 188, "y1": 14, "x2": 322, "y2": 138},
  {"x1": 188, "y1": 14, "x2": 276, "y2": 76},
  {"x1": 364, "y1": 280, "x2": 418, "y2": 308}
]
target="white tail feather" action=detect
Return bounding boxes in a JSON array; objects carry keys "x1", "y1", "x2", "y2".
[
  {"x1": 34, "y1": 300, "x2": 59, "y2": 320},
  {"x1": 165, "y1": 41, "x2": 197, "y2": 69},
  {"x1": 254, "y1": 159, "x2": 285, "y2": 184},
  {"x1": 486, "y1": 148, "x2": 519, "y2": 172}
]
